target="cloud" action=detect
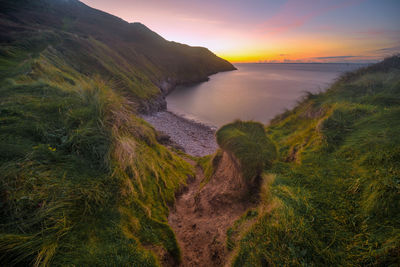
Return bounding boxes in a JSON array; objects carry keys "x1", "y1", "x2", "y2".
[
  {"x1": 312, "y1": 56, "x2": 355, "y2": 60},
  {"x1": 375, "y1": 46, "x2": 400, "y2": 52},
  {"x1": 257, "y1": 0, "x2": 365, "y2": 35},
  {"x1": 283, "y1": 59, "x2": 303, "y2": 63},
  {"x1": 372, "y1": 45, "x2": 400, "y2": 56},
  {"x1": 304, "y1": 55, "x2": 380, "y2": 63},
  {"x1": 259, "y1": 55, "x2": 380, "y2": 63}
]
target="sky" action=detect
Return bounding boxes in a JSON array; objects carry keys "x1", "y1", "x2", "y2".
[{"x1": 80, "y1": 0, "x2": 400, "y2": 63}]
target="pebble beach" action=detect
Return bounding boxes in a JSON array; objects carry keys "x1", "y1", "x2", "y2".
[{"x1": 142, "y1": 111, "x2": 218, "y2": 157}]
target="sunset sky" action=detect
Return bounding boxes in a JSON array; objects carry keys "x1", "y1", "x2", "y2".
[{"x1": 81, "y1": 0, "x2": 400, "y2": 63}]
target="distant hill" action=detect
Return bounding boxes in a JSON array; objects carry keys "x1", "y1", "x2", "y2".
[{"x1": 0, "y1": 0, "x2": 235, "y2": 111}]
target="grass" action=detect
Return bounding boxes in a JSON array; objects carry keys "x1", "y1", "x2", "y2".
[
  {"x1": 0, "y1": 0, "x2": 235, "y2": 263},
  {"x1": 2, "y1": 2, "x2": 399, "y2": 265},
  {"x1": 231, "y1": 56, "x2": 400, "y2": 266},
  {"x1": 0, "y1": 25, "x2": 195, "y2": 266},
  {"x1": 0, "y1": 0, "x2": 235, "y2": 92},
  {"x1": 197, "y1": 149, "x2": 223, "y2": 187},
  {"x1": 216, "y1": 121, "x2": 277, "y2": 184}
]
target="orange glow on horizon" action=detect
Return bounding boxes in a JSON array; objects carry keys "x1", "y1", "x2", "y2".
[
  {"x1": 80, "y1": 0, "x2": 400, "y2": 64},
  {"x1": 215, "y1": 35, "x2": 394, "y2": 63}
]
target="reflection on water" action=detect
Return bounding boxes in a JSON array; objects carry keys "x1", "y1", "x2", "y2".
[{"x1": 167, "y1": 63, "x2": 367, "y2": 127}]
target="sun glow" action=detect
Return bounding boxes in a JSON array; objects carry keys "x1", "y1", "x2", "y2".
[{"x1": 81, "y1": 0, "x2": 400, "y2": 63}]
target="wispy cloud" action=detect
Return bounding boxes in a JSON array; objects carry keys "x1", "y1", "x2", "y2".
[
  {"x1": 372, "y1": 45, "x2": 400, "y2": 57},
  {"x1": 312, "y1": 56, "x2": 356, "y2": 60},
  {"x1": 257, "y1": 0, "x2": 365, "y2": 35},
  {"x1": 303, "y1": 54, "x2": 380, "y2": 63}
]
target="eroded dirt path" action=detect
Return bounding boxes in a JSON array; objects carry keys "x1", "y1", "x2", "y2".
[{"x1": 168, "y1": 158, "x2": 251, "y2": 266}]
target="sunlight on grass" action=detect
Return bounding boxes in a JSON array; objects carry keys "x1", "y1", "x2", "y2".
[{"x1": 231, "y1": 56, "x2": 400, "y2": 266}]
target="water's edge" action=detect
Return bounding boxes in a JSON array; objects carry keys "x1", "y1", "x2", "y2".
[
  {"x1": 165, "y1": 63, "x2": 369, "y2": 127},
  {"x1": 141, "y1": 111, "x2": 218, "y2": 157}
]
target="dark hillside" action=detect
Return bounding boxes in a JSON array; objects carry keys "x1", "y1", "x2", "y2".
[
  {"x1": 0, "y1": 0, "x2": 234, "y2": 265},
  {"x1": 0, "y1": 0, "x2": 235, "y2": 111}
]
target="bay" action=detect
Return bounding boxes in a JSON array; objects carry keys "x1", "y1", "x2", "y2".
[{"x1": 167, "y1": 63, "x2": 367, "y2": 127}]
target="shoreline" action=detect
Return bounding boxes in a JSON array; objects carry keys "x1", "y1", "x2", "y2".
[
  {"x1": 165, "y1": 109, "x2": 218, "y2": 131},
  {"x1": 141, "y1": 111, "x2": 218, "y2": 157}
]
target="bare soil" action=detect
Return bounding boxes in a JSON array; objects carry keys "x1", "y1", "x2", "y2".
[{"x1": 168, "y1": 154, "x2": 254, "y2": 266}]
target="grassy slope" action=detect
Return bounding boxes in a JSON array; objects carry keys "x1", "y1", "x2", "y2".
[
  {"x1": 0, "y1": 0, "x2": 234, "y2": 265},
  {"x1": 0, "y1": 32, "x2": 193, "y2": 267},
  {"x1": 0, "y1": 0, "x2": 235, "y2": 94},
  {"x1": 231, "y1": 56, "x2": 400, "y2": 266}
]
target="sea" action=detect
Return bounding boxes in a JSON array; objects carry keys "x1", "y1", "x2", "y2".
[{"x1": 166, "y1": 63, "x2": 368, "y2": 127}]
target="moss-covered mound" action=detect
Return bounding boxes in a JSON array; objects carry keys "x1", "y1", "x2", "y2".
[{"x1": 216, "y1": 121, "x2": 277, "y2": 183}]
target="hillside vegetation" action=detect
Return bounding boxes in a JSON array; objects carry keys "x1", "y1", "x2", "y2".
[
  {"x1": 231, "y1": 56, "x2": 400, "y2": 266},
  {"x1": 1, "y1": 0, "x2": 399, "y2": 266},
  {"x1": 0, "y1": 0, "x2": 235, "y2": 112},
  {"x1": 0, "y1": 0, "x2": 234, "y2": 265}
]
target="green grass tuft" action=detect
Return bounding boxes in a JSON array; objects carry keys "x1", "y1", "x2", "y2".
[{"x1": 216, "y1": 121, "x2": 277, "y2": 183}]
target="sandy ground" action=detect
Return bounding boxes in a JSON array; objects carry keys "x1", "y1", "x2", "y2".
[
  {"x1": 142, "y1": 111, "x2": 218, "y2": 157},
  {"x1": 143, "y1": 112, "x2": 252, "y2": 266},
  {"x1": 168, "y1": 155, "x2": 253, "y2": 266}
]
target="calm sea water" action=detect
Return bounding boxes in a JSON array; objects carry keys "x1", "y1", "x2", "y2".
[{"x1": 166, "y1": 63, "x2": 367, "y2": 127}]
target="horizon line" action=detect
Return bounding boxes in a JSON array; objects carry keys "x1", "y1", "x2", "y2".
[{"x1": 231, "y1": 61, "x2": 377, "y2": 64}]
